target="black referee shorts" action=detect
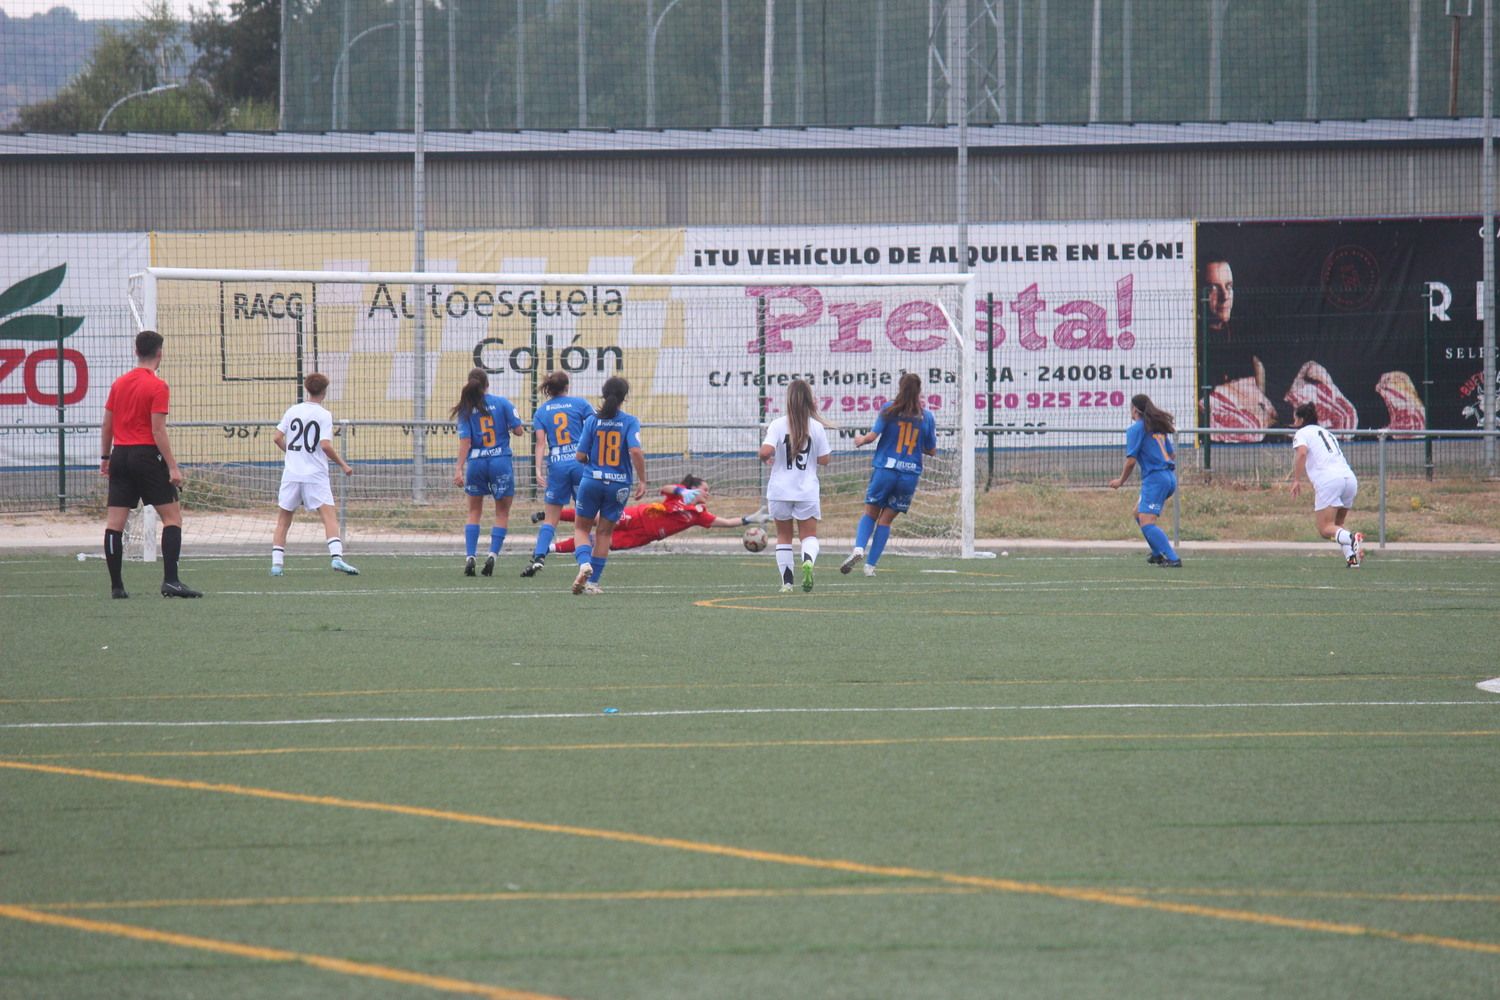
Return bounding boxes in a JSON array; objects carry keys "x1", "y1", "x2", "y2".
[{"x1": 107, "y1": 445, "x2": 178, "y2": 509}]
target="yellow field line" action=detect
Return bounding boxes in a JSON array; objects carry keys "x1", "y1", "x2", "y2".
[
  {"x1": 26, "y1": 883, "x2": 1500, "y2": 915},
  {"x1": 0, "y1": 672, "x2": 1472, "y2": 706},
  {"x1": 3, "y1": 759, "x2": 1498, "y2": 958},
  {"x1": 0, "y1": 903, "x2": 566, "y2": 999},
  {"x1": 27, "y1": 885, "x2": 982, "y2": 913},
  {"x1": 693, "y1": 595, "x2": 1449, "y2": 616},
  {"x1": 8, "y1": 729, "x2": 1500, "y2": 762}
]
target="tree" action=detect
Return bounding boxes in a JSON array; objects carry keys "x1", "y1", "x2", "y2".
[
  {"x1": 13, "y1": 1, "x2": 213, "y2": 132},
  {"x1": 190, "y1": 0, "x2": 279, "y2": 106}
]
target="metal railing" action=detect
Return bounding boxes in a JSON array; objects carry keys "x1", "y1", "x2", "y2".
[{"x1": 5, "y1": 420, "x2": 1497, "y2": 549}]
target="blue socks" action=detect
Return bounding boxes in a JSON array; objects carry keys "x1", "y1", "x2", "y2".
[
  {"x1": 575, "y1": 543, "x2": 593, "y2": 568},
  {"x1": 464, "y1": 523, "x2": 480, "y2": 558},
  {"x1": 589, "y1": 556, "x2": 607, "y2": 583},
  {"x1": 854, "y1": 514, "x2": 876, "y2": 551},
  {"x1": 1141, "y1": 523, "x2": 1178, "y2": 562},
  {"x1": 533, "y1": 522, "x2": 556, "y2": 559},
  {"x1": 489, "y1": 527, "x2": 507, "y2": 555},
  {"x1": 867, "y1": 524, "x2": 892, "y2": 566}
]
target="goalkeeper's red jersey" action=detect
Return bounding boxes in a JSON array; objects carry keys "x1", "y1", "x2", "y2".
[{"x1": 622, "y1": 494, "x2": 717, "y2": 541}]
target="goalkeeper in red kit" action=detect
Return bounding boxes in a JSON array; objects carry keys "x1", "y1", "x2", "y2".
[{"x1": 537, "y1": 475, "x2": 768, "y2": 554}]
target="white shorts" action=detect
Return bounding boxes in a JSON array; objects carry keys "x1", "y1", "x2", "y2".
[
  {"x1": 1311, "y1": 473, "x2": 1357, "y2": 512},
  {"x1": 279, "y1": 479, "x2": 334, "y2": 512},
  {"x1": 768, "y1": 498, "x2": 822, "y2": 522}
]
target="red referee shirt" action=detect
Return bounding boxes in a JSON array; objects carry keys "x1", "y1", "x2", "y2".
[{"x1": 105, "y1": 367, "x2": 170, "y2": 446}]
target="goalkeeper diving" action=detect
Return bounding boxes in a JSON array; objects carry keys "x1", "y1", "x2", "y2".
[{"x1": 529, "y1": 475, "x2": 769, "y2": 558}]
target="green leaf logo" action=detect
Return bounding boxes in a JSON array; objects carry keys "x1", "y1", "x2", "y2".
[
  {"x1": 0, "y1": 264, "x2": 83, "y2": 342},
  {"x1": 0, "y1": 315, "x2": 85, "y2": 342},
  {"x1": 0, "y1": 265, "x2": 67, "y2": 319}
]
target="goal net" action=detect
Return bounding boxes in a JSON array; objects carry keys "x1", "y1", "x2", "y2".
[{"x1": 134, "y1": 267, "x2": 976, "y2": 559}]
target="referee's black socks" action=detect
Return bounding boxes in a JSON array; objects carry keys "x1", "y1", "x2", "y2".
[
  {"x1": 162, "y1": 525, "x2": 182, "y2": 583},
  {"x1": 104, "y1": 529, "x2": 124, "y2": 589}
]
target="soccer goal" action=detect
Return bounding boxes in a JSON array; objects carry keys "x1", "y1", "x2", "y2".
[{"x1": 132, "y1": 266, "x2": 978, "y2": 558}]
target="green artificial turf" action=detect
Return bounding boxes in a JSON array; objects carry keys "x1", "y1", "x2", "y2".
[{"x1": 2, "y1": 550, "x2": 1498, "y2": 999}]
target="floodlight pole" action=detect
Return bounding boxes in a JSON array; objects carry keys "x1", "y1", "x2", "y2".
[
  {"x1": 1485, "y1": 0, "x2": 1497, "y2": 473},
  {"x1": 413, "y1": 0, "x2": 428, "y2": 504}
]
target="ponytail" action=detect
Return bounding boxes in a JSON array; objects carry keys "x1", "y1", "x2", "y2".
[
  {"x1": 883, "y1": 372, "x2": 924, "y2": 419},
  {"x1": 599, "y1": 375, "x2": 630, "y2": 420},
  {"x1": 1131, "y1": 393, "x2": 1175, "y2": 436},
  {"x1": 541, "y1": 371, "x2": 570, "y2": 398},
  {"x1": 785, "y1": 378, "x2": 819, "y2": 454},
  {"x1": 449, "y1": 368, "x2": 490, "y2": 420}
]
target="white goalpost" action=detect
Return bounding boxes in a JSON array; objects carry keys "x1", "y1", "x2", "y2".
[{"x1": 131, "y1": 266, "x2": 978, "y2": 559}]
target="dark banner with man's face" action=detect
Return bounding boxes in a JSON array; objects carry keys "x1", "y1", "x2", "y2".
[{"x1": 1196, "y1": 219, "x2": 1493, "y2": 439}]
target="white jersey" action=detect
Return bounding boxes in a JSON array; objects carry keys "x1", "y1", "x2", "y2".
[
  {"x1": 1293, "y1": 423, "x2": 1355, "y2": 482},
  {"x1": 277, "y1": 401, "x2": 334, "y2": 483},
  {"x1": 763, "y1": 416, "x2": 831, "y2": 503}
]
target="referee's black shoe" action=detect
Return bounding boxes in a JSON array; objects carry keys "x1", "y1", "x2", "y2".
[
  {"x1": 160, "y1": 580, "x2": 202, "y2": 598},
  {"x1": 111, "y1": 587, "x2": 129, "y2": 599}
]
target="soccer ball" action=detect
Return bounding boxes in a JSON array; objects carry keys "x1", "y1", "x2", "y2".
[{"x1": 742, "y1": 526, "x2": 769, "y2": 552}]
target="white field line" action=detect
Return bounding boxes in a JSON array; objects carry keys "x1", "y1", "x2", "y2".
[{"x1": 1, "y1": 700, "x2": 1497, "y2": 731}]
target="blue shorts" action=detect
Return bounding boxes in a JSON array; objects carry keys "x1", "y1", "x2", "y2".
[
  {"x1": 1137, "y1": 470, "x2": 1176, "y2": 516},
  {"x1": 543, "y1": 459, "x2": 583, "y2": 507},
  {"x1": 464, "y1": 455, "x2": 515, "y2": 499},
  {"x1": 575, "y1": 476, "x2": 631, "y2": 523},
  {"x1": 864, "y1": 468, "x2": 921, "y2": 513}
]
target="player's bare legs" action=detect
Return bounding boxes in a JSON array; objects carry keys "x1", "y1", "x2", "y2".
[
  {"x1": 270, "y1": 507, "x2": 295, "y2": 576},
  {"x1": 481, "y1": 495, "x2": 513, "y2": 577},
  {"x1": 796, "y1": 517, "x2": 819, "y2": 591},
  {"x1": 1318, "y1": 505, "x2": 1361, "y2": 566},
  {"x1": 774, "y1": 517, "x2": 796, "y2": 591},
  {"x1": 572, "y1": 513, "x2": 597, "y2": 593},
  {"x1": 315, "y1": 503, "x2": 358, "y2": 575}
]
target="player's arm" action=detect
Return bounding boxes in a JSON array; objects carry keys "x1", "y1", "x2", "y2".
[
  {"x1": 1289, "y1": 445, "x2": 1309, "y2": 497},
  {"x1": 922, "y1": 413, "x2": 938, "y2": 455},
  {"x1": 629, "y1": 447, "x2": 646, "y2": 500},
  {"x1": 150, "y1": 411, "x2": 183, "y2": 487},
  {"x1": 320, "y1": 439, "x2": 354, "y2": 476},
  {"x1": 452, "y1": 432, "x2": 471, "y2": 487},
  {"x1": 273, "y1": 429, "x2": 288, "y2": 452},
  {"x1": 99, "y1": 410, "x2": 114, "y2": 477},
  {"x1": 533, "y1": 429, "x2": 549, "y2": 486},
  {"x1": 706, "y1": 509, "x2": 769, "y2": 528},
  {"x1": 852, "y1": 431, "x2": 878, "y2": 447},
  {"x1": 1109, "y1": 457, "x2": 1136, "y2": 490}
]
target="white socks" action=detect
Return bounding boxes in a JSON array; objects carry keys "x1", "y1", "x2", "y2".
[
  {"x1": 799, "y1": 536, "x2": 819, "y2": 564},
  {"x1": 327, "y1": 536, "x2": 343, "y2": 557}
]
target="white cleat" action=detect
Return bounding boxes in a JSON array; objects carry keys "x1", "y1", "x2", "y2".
[
  {"x1": 331, "y1": 557, "x2": 359, "y2": 575},
  {"x1": 862, "y1": 563, "x2": 876, "y2": 577},
  {"x1": 779, "y1": 583, "x2": 794, "y2": 593},
  {"x1": 839, "y1": 547, "x2": 865, "y2": 575},
  {"x1": 1351, "y1": 531, "x2": 1364, "y2": 567},
  {"x1": 582, "y1": 582, "x2": 603, "y2": 595},
  {"x1": 572, "y1": 564, "x2": 592, "y2": 595},
  {"x1": 270, "y1": 564, "x2": 283, "y2": 577}
]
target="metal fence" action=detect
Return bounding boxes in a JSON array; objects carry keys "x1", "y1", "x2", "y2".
[{"x1": 5, "y1": 420, "x2": 1496, "y2": 551}]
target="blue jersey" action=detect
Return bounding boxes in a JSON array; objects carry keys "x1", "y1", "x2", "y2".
[
  {"x1": 456, "y1": 393, "x2": 523, "y2": 458},
  {"x1": 533, "y1": 394, "x2": 595, "y2": 463},
  {"x1": 576, "y1": 411, "x2": 642, "y2": 484},
  {"x1": 1126, "y1": 418, "x2": 1176, "y2": 475},
  {"x1": 869, "y1": 408, "x2": 937, "y2": 475}
]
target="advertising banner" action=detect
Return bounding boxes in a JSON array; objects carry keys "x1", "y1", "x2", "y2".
[
  {"x1": 677, "y1": 222, "x2": 1196, "y2": 449},
  {"x1": 149, "y1": 223, "x2": 1196, "y2": 462},
  {"x1": 1197, "y1": 218, "x2": 1493, "y2": 440},
  {"x1": 0, "y1": 234, "x2": 148, "y2": 467}
]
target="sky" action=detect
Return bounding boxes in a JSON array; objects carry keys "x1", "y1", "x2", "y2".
[{"x1": 1, "y1": 0, "x2": 186, "y2": 18}]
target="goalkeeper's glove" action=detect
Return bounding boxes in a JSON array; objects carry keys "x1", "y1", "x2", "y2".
[
  {"x1": 741, "y1": 509, "x2": 771, "y2": 525},
  {"x1": 676, "y1": 487, "x2": 700, "y2": 505}
]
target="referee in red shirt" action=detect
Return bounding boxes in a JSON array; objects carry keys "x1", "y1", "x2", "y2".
[{"x1": 100, "y1": 330, "x2": 200, "y2": 598}]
